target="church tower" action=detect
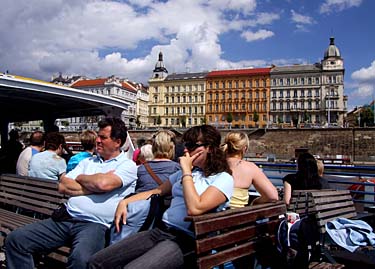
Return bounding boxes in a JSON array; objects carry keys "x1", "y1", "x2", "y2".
[{"x1": 152, "y1": 51, "x2": 168, "y2": 79}]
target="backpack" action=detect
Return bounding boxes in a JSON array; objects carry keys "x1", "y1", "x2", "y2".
[{"x1": 277, "y1": 214, "x2": 320, "y2": 269}]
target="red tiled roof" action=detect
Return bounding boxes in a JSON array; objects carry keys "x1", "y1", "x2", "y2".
[
  {"x1": 121, "y1": 81, "x2": 137, "y2": 93},
  {"x1": 72, "y1": 79, "x2": 107, "y2": 87},
  {"x1": 207, "y1": 68, "x2": 271, "y2": 78}
]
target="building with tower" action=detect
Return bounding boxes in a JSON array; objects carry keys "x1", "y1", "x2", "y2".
[
  {"x1": 270, "y1": 37, "x2": 347, "y2": 127},
  {"x1": 148, "y1": 51, "x2": 207, "y2": 127}
]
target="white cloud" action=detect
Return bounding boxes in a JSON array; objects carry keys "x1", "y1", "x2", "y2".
[
  {"x1": 351, "y1": 60, "x2": 375, "y2": 82},
  {"x1": 241, "y1": 29, "x2": 274, "y2": 42},
  {"x1": 0, "y1": 0, "x2": 282, "y2": 83},
  {"x1": 348, "y1": 61, "x2": 375, "y2": 104},
  {"x1": 291, "y1": 10, "x2": 315, "y2": 25},
  {"x1": 320, "y1": 0, "x2": 362, "y2": 14}
]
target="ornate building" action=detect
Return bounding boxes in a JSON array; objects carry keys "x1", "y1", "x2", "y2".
[
  {"x1": 148, "y1": 52, "x2": 208, "y2": 128},
  {"x1": 205, "y1": 68, "x2": 271, "y2": 128},
  {"x1": 71, "y1": 76, "x2": 137, "y2": 129},
  {"x1": 270, "y1": 37, "x2": 347, "y2": 127}
]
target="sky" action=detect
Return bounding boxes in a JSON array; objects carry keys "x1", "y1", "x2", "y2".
[{"x1": 1, "y1": 0, "x2": 374, "y2": 110}]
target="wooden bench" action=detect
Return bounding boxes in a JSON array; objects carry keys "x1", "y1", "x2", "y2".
[
  {"x1": 0, "y1": 173, "x2": 70, "y2": 266},
  {"x1": 289, "y1": 189, "x2": 375, "y2": 268},
  {"x1": 186, "y1": 201, "x2": 286, "y2": 268}
]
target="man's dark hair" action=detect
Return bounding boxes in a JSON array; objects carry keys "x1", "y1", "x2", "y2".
[
  {"x1": 30, "y1": 131, "x2": 45, "y2": 147},
  {"x1": 44, "y1": 132, "x2": 65, "y2": 151},
  {"x1": 98, "y1": 117, "x2": 128, "y2": 147}
]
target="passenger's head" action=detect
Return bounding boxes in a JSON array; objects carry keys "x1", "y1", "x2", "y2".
[
  {"x1": 29, "y1": 131, "x2": 44, "y2": 147},
  {"x1": 297, "y1": 152, "x2": 321, "y2": 188},
  {"x1": 152, "y1": 130, "x2": 176, "y2": 160},
  {"x1": 316, "y1": 159, "x2": 324, "y2": 177},
  {"x1": 44, "y1": 132, "x2": 66, "y2": 153},
  {"x1": 9, "y1": 129, "x2": 19, "y2": 140},
  {"x1": 139, "y1": 144, "x2": 154, "y2": 162},
  {"x1": 96, "y1": 117, "x2": 127, "y2": 159},
  {"x1": 182, "y1": 125, "x2": 231, "y2": 177},
  {"x1": 80, "y1": 130, "x2": 97, "y2": 151},
  {"x1": 97, "y1": 117, "x2": 128, "y2": 147},
  {"x1": 221, "y1": 131, "x2": 249, "y2": 158}
]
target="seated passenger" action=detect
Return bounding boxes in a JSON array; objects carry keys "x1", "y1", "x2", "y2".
[
  {"x1": 221, "y1": 131, "x2": 278, "y2": 208},
  {"x1": 16, "y1": 131, "x2": 45, "y2": 176},
  {"x1": 28, "y1": 132, "x2": 66, "y2": 180},
  {"x1": 88, "y1": 125, "x2": 233, "y2": 269},
  {"x1": 66, "y1": 130, "x2": 97, "y2": 173},
  {"x1": 283, "y1": 152, "x2": 330, "y2": 205},
  {"x1": 5, "y1": 117, "x2": 137, "y2": 269},
  {"x1": 110, "y1": 130, "x2": 180, "y2": 244}
]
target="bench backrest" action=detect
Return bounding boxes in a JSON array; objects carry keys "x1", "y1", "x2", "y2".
[
  {"x1": 289, "y1": 189, "x2": 357, "y2": 233},
  {"x1": 187, "y1": 201, "x2": 286, "y2": 269},
  {"x1": 0, "y1": 174, "x2": 66, "y2": 217}
]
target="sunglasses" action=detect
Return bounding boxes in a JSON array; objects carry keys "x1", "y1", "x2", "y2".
[{"x1": 184, "y1": 142, "x2": 209, "y2": 151}]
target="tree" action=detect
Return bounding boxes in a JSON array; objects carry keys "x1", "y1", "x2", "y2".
[
  {"x1": 181, "y1": 116, "x2": 186, "y2": 128},
  {"x1": 135, "y1": 115, "x2": 141, "y2": 128},
  {"x1": 253, "y1": 111, "x2": 259, "y2": 127},
  {"x1": 359, "y1": 107, "x2": 374, "y2": 127},
  {"x1": 156, "y1": 115, "x2": 161, "y2": 126},
  {"x1": 226, "y1": 112, "x2": 233, "y2": 129}
]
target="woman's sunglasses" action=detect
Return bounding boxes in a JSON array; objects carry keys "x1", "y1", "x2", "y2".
[{"x1": 184, "y1": 142, "x2": 209, "y2": 151}]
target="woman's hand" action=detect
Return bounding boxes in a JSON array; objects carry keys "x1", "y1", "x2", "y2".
[
  {"x1": 114, "y1": 199, "x2": 128, "y2": 233},
  {"x1": 179, "y1": 150, "x2": 202, "y2": 172}
]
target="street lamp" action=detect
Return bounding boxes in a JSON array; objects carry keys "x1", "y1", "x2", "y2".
[{"x1": 326, "y1": 93, "x2": 330, "y2": 126}]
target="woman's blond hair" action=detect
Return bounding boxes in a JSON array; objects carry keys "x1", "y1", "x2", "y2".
[
  {"x1": 221, "y1": 131, "x2": 249, "y2": 158},
  {"x1": 152, "y1": 130, "x2": 176, "y2": 160}
]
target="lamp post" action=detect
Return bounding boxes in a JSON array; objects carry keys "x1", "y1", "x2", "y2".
[{"x1": 327, "y1": 93, "x2": 330, "y2": 126}]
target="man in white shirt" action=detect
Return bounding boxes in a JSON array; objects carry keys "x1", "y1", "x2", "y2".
[{"x1": 16, "y1": 131, "x2": 44, "y2": 176}]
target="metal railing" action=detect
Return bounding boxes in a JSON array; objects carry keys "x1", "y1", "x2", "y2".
[{"x1": 254, "y1": 162, "x2": 375, "y2": 207}]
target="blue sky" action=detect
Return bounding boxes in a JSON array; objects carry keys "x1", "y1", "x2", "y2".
[{"x1": 0, "y1": 0, "x2": 374, "y2": 110}]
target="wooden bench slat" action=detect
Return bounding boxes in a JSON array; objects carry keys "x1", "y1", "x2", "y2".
[
  {"x1": 0, "y1": 174, "x2": 71, "y2": 266},
  {"x1": 192, "y1": 202, "x2": 285, "y2": 235},
  {"x1": 195, "y1": 218, "x2": 279, "y2": 254}
]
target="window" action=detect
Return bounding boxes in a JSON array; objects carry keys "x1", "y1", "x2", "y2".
[
  {"x1": 287, "y1": 78, "x2": 290, "y2": 85},
  {"x1": 286, "y1": 90, "x2": 290, "y2": 98},
  {"x1": 165, "y1": 96, "x2": 169, "y2": 103},
  {"x1": 279, "y1": 79, "x2": 283, "y2": 86},
  {"x1": 165, "y1": 107, "x2": 169, "y2": 115},
  {"x1": 222, "y1": 103, "x2": 225, "y2": 111},
  {"x1": 293, "y1": 90, "x2": 297, "y2": 98},
  {"x1": 183, "y1": 96, "x2": 186, "y2": 103},
  {"x1": 215, "y1": 82, "x2": 219, "y2": 89},
  {"x1": 315, "y1": 89, "x2": 319, "y2": 97},
  {"x1": 280, "y1": 90, "x2": 283, "y2": 98},
  {"x1": 263, "y1": 91, "x2": 266, "y2": 99}
]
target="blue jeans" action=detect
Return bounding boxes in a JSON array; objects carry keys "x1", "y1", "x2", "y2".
[
  {"x1": 88, "y1": 228, "x2": 186, "y2": 269},
  {"x1": 5, "y1": 218, "x2": 107, "y2": 269}
]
